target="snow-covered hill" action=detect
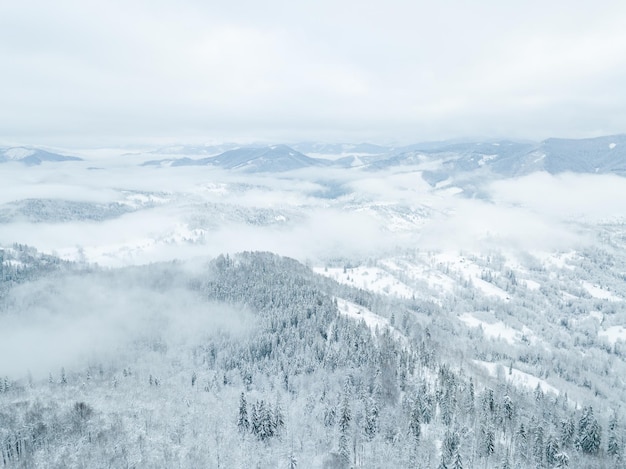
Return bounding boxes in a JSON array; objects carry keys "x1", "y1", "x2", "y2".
[
  {"x1": 0, "y1": 147, "x2": 82, "y2": 165},
  {"x1": 144, "y1": 145, "x2": 328, "y2": 172},
  {"x1": 2, "y1": 136, "x2": 626, "y2": 468}
]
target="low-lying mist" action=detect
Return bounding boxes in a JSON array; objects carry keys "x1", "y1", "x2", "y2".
[
  {"x1": 0, "y1": 265, "x2": 255, "y2": 379},
  {"x1": 2, "y1": 152, "x2": 626, "y2": 270}
]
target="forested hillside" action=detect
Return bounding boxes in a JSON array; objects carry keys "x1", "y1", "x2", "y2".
[{"x1": 1, "y1": 250, "x2": 622, "y2": 468}]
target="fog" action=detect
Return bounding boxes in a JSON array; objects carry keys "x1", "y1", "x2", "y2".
[
  {"x1": 2, "y1": 152, "x2": 626, "y2": 379},
  {"x1": 0, "y1": 270, "x2": 255, "y2": 379},
  {"x1": 2, "y1": 156, "x2": 624, "y2": 266},
  {"x1": 2, "y1": 1, "x2": 626, "y2": 145}
]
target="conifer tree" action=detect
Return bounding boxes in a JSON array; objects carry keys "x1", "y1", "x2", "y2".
[
  {"x1": 237, "y1": 392, "x2": 249, "y2": 433},
  {"x1": 409, "y1": 399, "x2": 421, "y2": 443},
  {"x1": 338, "y1": 387, "x2": 351, "y2": 466},
  {"x1": 451, "y1": 450, "x2": 463, "y2": 469},
  {"x1": 578, "y1": 406, "x2": 601, "y2": 455},
  {"x1": 607, "y1": 410, "x2": 621, "y2": 461}
]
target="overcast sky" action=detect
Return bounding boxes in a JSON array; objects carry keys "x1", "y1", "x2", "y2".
[{"x1": 1, "y1": 1, "x2": 626, "y2": 147}]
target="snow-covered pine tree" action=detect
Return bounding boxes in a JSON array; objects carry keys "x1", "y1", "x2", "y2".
[{"x1": 238, "y1": 392, "x2": 249, "y2": 433}]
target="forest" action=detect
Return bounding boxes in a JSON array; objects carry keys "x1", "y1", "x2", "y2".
[{"x1": 1, "y1": 247, "x2": 623, "y2": 468}]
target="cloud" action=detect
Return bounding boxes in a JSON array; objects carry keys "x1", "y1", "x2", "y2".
[
  {"x1": 1, "y1": 1, "x2": 626, "y2": 145},
  {"x1": 489, "y1": 172, "x2": 626, "y2": 223},
  {"x1": 0, "y1": 271, "x2": 255, "y2": 379}
]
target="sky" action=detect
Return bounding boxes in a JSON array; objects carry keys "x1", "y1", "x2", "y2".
[{"x1": 1, "y1": 0, "x2": 626, "y2": 147}]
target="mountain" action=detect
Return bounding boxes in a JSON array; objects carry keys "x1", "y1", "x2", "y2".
[
  {"x1": 147, "y1": 143, "x2": 240, "y2": 156},
  {"x1": 492, "y1": 135, "x2": 626, "y2": 176},
  {"x1": 0, "y1": 147, "x2": 82, "y2": 165},
  {"x1": 364, "y1": 136, "x2": 626, "y2": 179},
  {"x1": 292, "y1": 142, "x2": 391, "y2": 156},
  {"x1": 145, "y1": 145, "x2": 328, "y2": 172},
  {"x1": 367, "y1": 141, "x2": 534, "y2": 171},
  {"x1": 1, "y1": 249, "x2": 622, "y2": 468}
]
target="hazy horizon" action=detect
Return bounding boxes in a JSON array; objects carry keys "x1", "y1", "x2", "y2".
[{"x1": 2, "y1": 1, "x2": 626, "y2": 147}]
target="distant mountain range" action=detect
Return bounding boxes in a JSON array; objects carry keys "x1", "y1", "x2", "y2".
[
  {"x1": 143, "y1": 144, "x2": 329, "y2": 172},
  {"x1": 0, "y1": 147, "x2": 82, "y2": 165},
  {"x1": 142, "y1": 135, "x2": 626, "y2": 178},
  {"x1": 291, "y1": 142, "x2": 391, "y2": 156}
]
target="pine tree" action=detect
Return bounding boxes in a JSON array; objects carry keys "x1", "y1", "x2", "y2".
[
  {"x1": 560, "y1": 417, "x2": 575, "y2": 448},
  {"x1": 437, "y1": 452, "x2": 448, "y2": 469},
  {"x1": 607, "y1": 410, "x2": 621, "y2": 461},
  {"x1": 466, "y1": 378, "x2": 475, "y2": 418},
  {"x1": 274, "y1": 398, "x2": 285, "y2": 438},
  {"x1": 554, "y1": 451, "x2": 569, "y2": 468},
  {"x1": 251, "y1": 402, "x2": 260, "y2": 437},
  {"x1": 451, "y1": 450, "x2": 463, "y2": 469},
  {"x1": 578, "y1": 406, "x2": 601, "y2": 455},
  {"x1": 481, "y1": 422, "x2": 495, "y2": 458},
  {"x1": 409, "y1": 399, "x2": 421, "y2": 443},
  {"x1": 237, "y1": 392, "x2": 249, "y2": 433},
  {"x1": 364, "y1": 396, "x2": 378, "y2": 441},
  {"x1": 502, "y1": 395, "x2": 513, "y2": 422},
  {"x1": 533, "y1": 423, "x2": 544, "y2": 466},
  {"x1": 338, "y1": 389, "x2": 351, "y2": 466},
  {"x1": 545, "y1": 433, "x2": 559, "y2": 467},
  {"x1": 256, "y1": 400, "x2": 273, "y2": 441},
  {"x1": 442, "y1": 428, "x2": 460, "y2": 462},
  {"x1": 288, "y1": 451, "x2": 297, "y2": 469},
  {"x1": 339, "y1": 393, "x2": 351, "y2": 435}
]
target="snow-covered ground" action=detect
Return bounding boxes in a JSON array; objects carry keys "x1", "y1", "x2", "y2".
[
  {"x1": 524, "y1": 279, "x2": 541, "y2": 291},
  {"x1": 378, "y1": 258, "x2": 457, "y2": 295},
  {"x1": 335, "y1": 297, "x2": 409, "y2": 347},
  {"x1": 315, "y1": 266, "x2": 415, "y2": 299},
  {"x1": 531, "y1": 251, "x2": 576, "y2": 270},
  {"x1": 582, "y1": 281, "x2": 622, "y2": 302},
  {"x1": 599, "y1": 326, "x2": 626, "y2": 345},
  {"x1": 430, "y1": 252, "x2": 510, "y2": 301},
  {"x1": 3, "y1": 147, "x2": 36, "y2": 160},
  {"x1": 459, "y1": 313, "x2": 534, "y2": 345},
  {"x1": 474, "y1": 360, "x2": 559, "y2": 395},
  {"x1": 336, "y1": 298, "x2": 390, "y2": 331}
]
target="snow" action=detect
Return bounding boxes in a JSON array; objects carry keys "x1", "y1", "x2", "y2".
[
  {"x1": 315, "y1": 266, "x2": 415, "y2": 299},
  {"x1": 197, "y1": 183, "x2": 228, "y2": 195},
  {"x1": 474, "y1": 360, "x2": 559, "y2": 395},
  {"x1": 582, "y1": 281, "x2": 622, "y2": 302},
  {"x1": 434, "y1": 178, "x2": 453, "y2": 189},
  {"x1": 524, "y1": 279, "x2": 541, "y2": 291},
  {"x1": 459, "y1": 313, "x2": 531, "y2": 345},
  {"x1": 532, "y1": 251, "x2": 576, "y2": 270},
  {"x1": 478, "y1": 154, "x2": 498, "y2": 166},
  {"x1": 55, "y1": 223, "x2": 208, "y2": 267},
  {"x1": 351, "y1": 156, "x2": 364, "y2": 167},
  {"x1": 609, "y1": 143, "x2": 617, "y2": 150},
  {"x1": 336, "y1": 298, "x2": 390, "y2": 331},
  {"x1": 121, "y1": 193, "x2": 171, "y2": 207},
  {"x1": 431, "y1": 252, "x2": 510, "y2": 301},
  {"x1": 589, "y1": 310, "x2": 604, "y2": 322},
  {"x1": 379, "y1": 258, "x2": 456, "y2": 294},
  {"x1": 599, "y1": 326, "x2": 626, "y2": 345},
  {"x1": 4, "y1": 147, "x2": 35, "y2": 160},
  {"x1": 335, "y1": 297, "x2": 408, "y2": 346}
]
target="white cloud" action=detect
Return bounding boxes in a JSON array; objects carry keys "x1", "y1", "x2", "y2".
[
  {"x1": 0, "y1": 273, "x2": 255, "y2": 378},
  {"x1": 489, "y1": 172, "x2": 626, "y2": 222},
  {"x1": 1, "y1": 1, "x2": 626, "y2": 145}
]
